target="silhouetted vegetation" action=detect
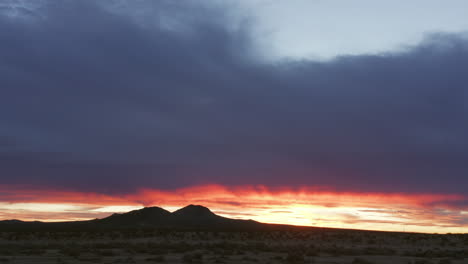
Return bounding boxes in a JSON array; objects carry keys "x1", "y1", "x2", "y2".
[
  {"x1": 0, "y1": 219, "x2": 466, "y2": 263},
  {"x1": 183, "y1": 252, "x2": 204, "y2": 263},
  {"x1": 351, "y1": 257, "x2": 375, "y2": 264}
]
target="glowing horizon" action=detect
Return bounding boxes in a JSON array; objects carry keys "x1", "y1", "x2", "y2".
[{"x1": 1, "y1": 184, "x2": 467, "y2": 234}]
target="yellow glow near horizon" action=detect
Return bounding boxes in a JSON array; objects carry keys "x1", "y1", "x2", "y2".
[
  {"x1": 1, "y1": 201, "x2": 467, "y2": 233},
  {"x1": 91, "y1": 206, "x2": 143, "y2": 213},
  {"x1": 0, "y1": 202, "x2": 87, "y2": 212},
  {"x1": 1, "y1": 185, "x2": 467, "y2": 233}
]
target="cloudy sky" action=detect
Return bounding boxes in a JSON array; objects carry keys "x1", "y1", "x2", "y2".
[{"x1": 1, "y1": 0, "x2": 468, "y2": 233}]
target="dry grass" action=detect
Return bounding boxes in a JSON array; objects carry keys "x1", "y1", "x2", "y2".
[{"x1": 0, "y1": 230, "x2": 466, "y2": 263}]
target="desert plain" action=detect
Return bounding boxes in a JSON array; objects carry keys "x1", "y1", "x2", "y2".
[{"x1": 0, "y1": 228, "x2": 467, "y2": 264}]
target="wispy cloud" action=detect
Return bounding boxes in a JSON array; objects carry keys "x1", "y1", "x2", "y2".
[{"x1": 1, "y1": 184, "x2": 467, "y2": 232}]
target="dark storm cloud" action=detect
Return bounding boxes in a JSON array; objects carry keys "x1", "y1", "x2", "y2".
[{"x1": 1, "y1": 0, "x2": 468, "y2": 194}]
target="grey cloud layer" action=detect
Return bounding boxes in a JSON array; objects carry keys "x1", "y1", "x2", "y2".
[{"x1": 1, "y1": 0, "x2": 467, "y2": 194}]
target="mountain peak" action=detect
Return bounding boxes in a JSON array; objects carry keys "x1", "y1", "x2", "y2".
[
  {"x1": 140, "y1": 206, "x2": 170, "y2": 213},
  {"x1": 123, "y1": 206, "x2": 171, "y2": 216},
  {"x1": 98, "y1": 206, "x2": 171, "y2": 226},
  {"x1": 172, "y1": 204, "x2": 214, "y2": 217}
]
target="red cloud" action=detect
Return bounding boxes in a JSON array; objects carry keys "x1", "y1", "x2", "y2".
[{"x1": 1, "y1": 184, "x2": 467, "y2": 232}]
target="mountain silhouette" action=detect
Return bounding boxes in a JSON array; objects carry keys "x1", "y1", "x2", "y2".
[
  {"x1": 172, "y1": 204, "x2": 215, "y2": 217},
  {"x1": 0, "y1": 204, "x2": 269, "y2": 231},
  {"x1": 168, "y1": 204, "x2": 259, "y2": 229},
  {"x1": 94, "y1": 204, "x2": 237, "y2": 229},
  {"x1": 96, "y1": 206, "x2": 172, "y2": 227}
]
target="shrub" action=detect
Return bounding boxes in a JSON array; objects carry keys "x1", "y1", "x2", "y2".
[
  {"x1": 414, "y1": 259, "x2": 433, "y2": 264},
  {"x1": 146, "y1": 255, "x2": 165, "y2": 262},
  {"x1": 20, "y1": 248, "x2": 46, "y2": 255},
  {"x1": 241, "y1": 256, "x2": 257, "y2": 261},
  {"x1": 351, "y1": 257, "x2": 375, "y2": 264},
  {"x1": 60, "y1": 248, "x2": 81, "y2": 258},
  {"x1": 76, "y1": 252, "x2": 102, "y2": 262},
  {"x1": 213, "y1": 256, "x2": 226, "y2": 263},
  {"x1": 285, "y1": 251, "x2": 305, "y2": 263},
  {"x1": 98, "y1": 249, "x2": 116, "y2": 256},
  {"x1": 182, "y1": 252, "x2": 203, "y2": 263},
  {"x1": 438, "y1": 259, "x2": 452, "y2": 264}
]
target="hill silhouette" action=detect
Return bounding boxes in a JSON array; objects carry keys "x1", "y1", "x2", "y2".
[
  {"x1": 95, "y1": 204, "x2": 261, "y2": 229},
  {"x1": 96, "y1": 206, "x2": 172, "y2": 227},
  {"x1": 0, "y1": 204, "x2": 264, "y2": 231},
  {"x1": 172, "y1": 204, "x2": 215, "y2": 217}
]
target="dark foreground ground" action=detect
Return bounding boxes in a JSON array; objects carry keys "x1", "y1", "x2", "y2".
[{"x1": 0, "y1": 229, "x2": 467, "y2": 264}]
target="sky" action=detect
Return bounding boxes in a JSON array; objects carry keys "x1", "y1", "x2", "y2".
[{"x1": 1, "y1": 0, "x2": 468, "y2": 233}]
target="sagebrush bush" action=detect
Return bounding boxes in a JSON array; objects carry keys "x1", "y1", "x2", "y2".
[
  {"x1": 182, "y1": 252, "x2": 203, "y2": 263},
  {"x1": 146, "y1": 255, "x2": 165, "y2": 262},
  {"x1": 285, "y1": 251, "x2": 305, "y2": 263},
  {"x1": 351, "y1": 257, "x2": 375, "y2": 264}
]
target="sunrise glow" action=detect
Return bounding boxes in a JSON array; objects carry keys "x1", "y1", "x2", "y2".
[{"x1": 1, "y1": 184, "x2": 467, "y2": 233}]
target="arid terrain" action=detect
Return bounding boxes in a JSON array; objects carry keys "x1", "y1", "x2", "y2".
[
  {"x1": 0, "y1": 229, "x2": 467, "y2": 264},
  {"x1": 0, "y1": 206, "x2": 467, "y2": 264}
]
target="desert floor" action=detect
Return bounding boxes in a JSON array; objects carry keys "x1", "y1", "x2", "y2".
[{"x1": 0, "y1": 229, "x2": 467, "y2": 263}]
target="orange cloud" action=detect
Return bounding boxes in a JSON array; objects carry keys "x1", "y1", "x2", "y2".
[{"x1": 0, "y1": 184, "x2": 467, "y2": 233}]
